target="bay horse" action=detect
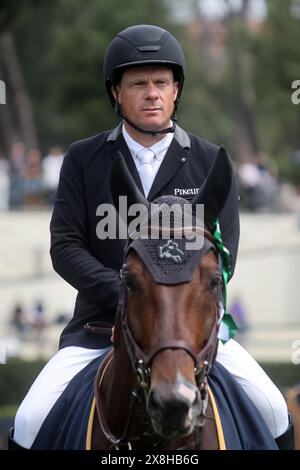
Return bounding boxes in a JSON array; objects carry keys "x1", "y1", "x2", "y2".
[
  {"x1": 30, "y1": 150, "x2": 277, "y2": 450},
  {"x1": 88, "y1": 151, "x2": 229, "y2": 450}
]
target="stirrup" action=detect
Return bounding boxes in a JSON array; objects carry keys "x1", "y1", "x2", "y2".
[
  {"x1": 7, "y1": 427, "x2": 28, "y2": 450},
  {"x1": 274, "y1": 414, "x2": 295, "y2": 450}
]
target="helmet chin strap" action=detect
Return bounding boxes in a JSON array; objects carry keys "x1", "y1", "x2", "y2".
[{"x1": 117, "y1": 103, "x2": 177, "y2": 137}]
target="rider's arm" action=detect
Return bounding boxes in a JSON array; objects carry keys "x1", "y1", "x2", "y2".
[{"x1": 50, "y1": 144, "x2": 119, "y2": 312}]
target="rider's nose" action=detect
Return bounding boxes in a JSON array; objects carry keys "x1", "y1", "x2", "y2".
[{"x1": 145, "y1": 84, "x2": 159, "y2": 99}]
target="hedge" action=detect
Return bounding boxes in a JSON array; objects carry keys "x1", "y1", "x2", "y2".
[
  {"x1": 0, "y1": 359, "x2": 299, "y2": 411},
  {"x1": 0, "y1": 359, "x2": 46, "y2": 408}
]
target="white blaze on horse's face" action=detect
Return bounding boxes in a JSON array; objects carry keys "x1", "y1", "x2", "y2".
[{"x1": 176, "y1": 382, "x2": 197, "y2": 405}]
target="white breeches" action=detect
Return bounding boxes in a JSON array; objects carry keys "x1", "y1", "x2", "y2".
[
  {"x1": 14, "y1": 339, "x2": 288, "y2": 448},
  {"x1": 217, "y1": 339, "x2": 288, "y2": 438}
]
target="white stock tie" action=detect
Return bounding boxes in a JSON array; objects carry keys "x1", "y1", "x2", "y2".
[{"x1": 136, "y1": 148, "x2": 156, "y2": 197}]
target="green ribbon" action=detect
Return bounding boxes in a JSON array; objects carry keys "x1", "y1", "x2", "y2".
[{"x1": 213, "y1": 219, "x2": 238, "y2": 342}]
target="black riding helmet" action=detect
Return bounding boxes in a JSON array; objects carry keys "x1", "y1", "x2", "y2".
[{"x1": 103, "y1": 24, "x2": 186, "y2": 136}]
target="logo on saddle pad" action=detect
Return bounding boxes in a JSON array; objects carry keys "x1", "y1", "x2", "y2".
[{"x1": 158, "y1": 240, "x2": 185, "y2": 264}]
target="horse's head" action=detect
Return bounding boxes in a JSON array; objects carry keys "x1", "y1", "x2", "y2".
[{"x1": 110, "y1": 148, "x2": 232, "y2": 440}]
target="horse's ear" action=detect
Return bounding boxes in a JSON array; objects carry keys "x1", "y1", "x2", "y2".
[
  {"x1": 192, "y1": 147, "x2": 233, "y2": 227},
  {"x1": 110, "y1": 151, "x2": 149, "y2": 224}
]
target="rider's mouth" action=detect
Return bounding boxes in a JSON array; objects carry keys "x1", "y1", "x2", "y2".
[{"x1": 142, "y1": 107, "x2": 162, "y2": 112}]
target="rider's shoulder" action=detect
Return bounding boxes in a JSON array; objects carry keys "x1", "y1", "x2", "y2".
[
  {"x1": 187, "y1": 131, "x2": 228, "y2": 164},
  {"x1": 67, "y1": 130, "x2": 112, "y2": 157}
]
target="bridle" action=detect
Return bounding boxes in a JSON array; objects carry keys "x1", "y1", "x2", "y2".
[
  {"x1": 119, "y1": 263, "x2": 219, "y2": 395},
  {"x1": 94, "y1": 226, "x2": 223, "y2": 449},
  {"x1": 120, "y1": 226, "x2": 222, "y2": 387}
]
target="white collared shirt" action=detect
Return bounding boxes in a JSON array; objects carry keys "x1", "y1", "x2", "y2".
[{"x1": 122, "y1": 124, "x2": 173, "y2": 196}]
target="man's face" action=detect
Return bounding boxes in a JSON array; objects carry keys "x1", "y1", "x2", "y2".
[{"x1": 113, "y1": 66, "x2": 179, "y2": 131}]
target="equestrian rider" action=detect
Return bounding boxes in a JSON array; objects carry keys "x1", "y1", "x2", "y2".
[{"x1": 12, "y1": 24, "x2": 293, "y2": 449}]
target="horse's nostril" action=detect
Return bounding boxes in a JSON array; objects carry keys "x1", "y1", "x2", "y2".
[
  {"x1": 147, "y1": 386, "x2": 198, "y2": 438},
  {"x1": 148, "y1": 386, "x2": 192, "y2": 420},
  {"x1": 147, "y1": 389, "x2": 161, "y2": 414}
]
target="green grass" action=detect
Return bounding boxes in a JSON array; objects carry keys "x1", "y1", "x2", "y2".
[
  {"x1": 0, "y1": 405, "x2": 17, "y2": 418},
  {"x1": 0, "y1": 358, "x2": 46, "y2": 407},
  {"x1": 259, "y1": 362, "x2": 300, "y2": 393}
]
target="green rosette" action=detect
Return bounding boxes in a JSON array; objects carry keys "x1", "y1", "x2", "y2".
[{"x1": 213, "y1": 219, "x2": 238, "y2": 342}]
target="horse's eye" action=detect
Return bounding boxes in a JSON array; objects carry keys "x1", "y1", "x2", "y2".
[
  {"x1": 125, "y1": 273, "x2": 140, "y2": 293},
  {"x1": 208, "y1": 275, "x2": 223, "y2": 294}
]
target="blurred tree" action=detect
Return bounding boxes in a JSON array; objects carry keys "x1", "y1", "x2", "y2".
[
  {"x1": 252, "y1": 0, "x2": 300, "y2": 180},
  {"x1": 0, "y1": 0, "x2": 176, "y2": 153},
  {"x1": 183, "y1": 0, "x2": 259, "y2": 162},
  {"x1": 1, "y1": 0, "x2": 299, "y2": 183},
  {"x1": 179, "y1": 0, "x2": 300, "y2": 173},
  {"x1": 175, "y1": 1, "x2": 237, "y2": 155},
  {"x1": 224, "y1": 0, "x2": 259, "y2": 162},
  {"x1": 0, "y1": 0, "x2": 40, "y2": 152}
]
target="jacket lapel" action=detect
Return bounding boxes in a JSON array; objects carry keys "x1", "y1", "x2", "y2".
[
  {"x1": 148, "y1": 138, "x2": 190, "y2": 201},
  {"x1": 109, "y1": 130, "x2": 144, "y2": 194},
  {"x1": 107, "y1": 123, "x2": 191, "y2": 200}
]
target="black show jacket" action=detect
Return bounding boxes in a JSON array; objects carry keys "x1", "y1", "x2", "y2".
[{"x1": 50, "y1": 124, "x2": 240, "y2": 349}]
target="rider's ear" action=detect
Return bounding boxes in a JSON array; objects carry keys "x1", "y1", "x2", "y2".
[
  {"x1": 110, "y1": 151, "x2": 150, "y2": 228},
  {"x1": 192, "y1": 147, "x2": 233, "y2": 227},
  {"x1": 112, "y1": 85, "x2": 121, "y2": 104}
]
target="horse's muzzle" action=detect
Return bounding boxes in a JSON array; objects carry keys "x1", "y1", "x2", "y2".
[{"x1": 147, "y1": 381, "x2": 202, "y2": 438}]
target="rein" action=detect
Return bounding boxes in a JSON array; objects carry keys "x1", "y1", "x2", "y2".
[{"x1": 93, "y1": 350, "x2": 142, "y2": 450}]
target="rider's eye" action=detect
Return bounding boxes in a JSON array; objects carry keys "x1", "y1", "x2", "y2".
[{"x1": 208, "y1": 275, "x2": 223, "y2": 294}]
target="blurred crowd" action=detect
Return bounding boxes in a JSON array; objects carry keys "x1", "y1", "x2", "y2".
[
  {"x1": 238, "y1": 151, "x2": 278, "y2": 212},
  {"x1": 9, "y1": 299, "x2": 70, "y2": 342},
  {"x1": 11, "y1": 300, "x2": 47, "y2": 339},
  {"x1": 0, "y1": 142, "x2": 300, "y2": 215},
  {"x1": 0, "y1": 142, "x2": 64, "y2": 211},
  {"x1": 238, "y1": 150, "x2": 300, "y2": 215},
  {"x1": 2, "y1": 300, "x2": 71, "y2": 361}
]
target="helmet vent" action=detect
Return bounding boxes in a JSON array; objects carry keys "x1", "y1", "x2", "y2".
[{"x1": 138, "y1": 45, "x2": 161, "y2": 52}]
